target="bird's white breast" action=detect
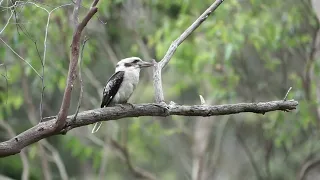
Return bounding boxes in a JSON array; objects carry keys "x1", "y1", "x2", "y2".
[{"x1": 112, "y1": 69, "x2": 140, "y2": 104}]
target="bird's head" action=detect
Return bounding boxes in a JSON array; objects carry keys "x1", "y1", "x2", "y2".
[{"x1": 115, "y1": 57, "x2": 154, "y2": 72}]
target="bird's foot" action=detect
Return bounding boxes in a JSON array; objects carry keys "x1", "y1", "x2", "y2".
[
  {"x1": 116, "y1": 103, "x2": 134, "y2": 109},
  {"x1": 116, "y1": 104, "x2": 126, "y2": 110},
  {"x1": 125, "y1": 103, "x2": 135, "y2": 109},
  {"x1": 153, "y1": 102, "x2": 169, "y2": 114}
]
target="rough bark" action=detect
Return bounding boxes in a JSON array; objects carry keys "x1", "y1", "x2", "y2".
[{"x1": 0, "y1": 100, "x2": 298, "y2": 157}]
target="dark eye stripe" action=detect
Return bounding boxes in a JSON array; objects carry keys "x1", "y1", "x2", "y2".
[
  {"x1": 132, "y1": 59, "x2": 140, "y2": 63},
  {"x1": 124, "y1": 63, "x2": 131, "y2": 67}
]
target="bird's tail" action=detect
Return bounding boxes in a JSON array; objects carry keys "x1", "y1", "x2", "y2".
[{"x1": 91, "y1": 122, "x2": 103, "y2": 133}]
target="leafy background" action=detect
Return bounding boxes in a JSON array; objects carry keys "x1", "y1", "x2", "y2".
[{"x1": 0, "y1": 0, "x2": 320, "y2": 180}]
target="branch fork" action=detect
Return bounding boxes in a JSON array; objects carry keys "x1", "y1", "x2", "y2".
[
  {"x1": 152, "y1": 0, "x2": 225, "y2": 103},
  {"x1": 55, "y1": 0, "x2": 99, "y2": 130},
  {"x1": 0, "y1": 0, "x2": 300, "y2": 158}
]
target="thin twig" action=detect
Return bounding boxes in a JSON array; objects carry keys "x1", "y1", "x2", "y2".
[
  {"x1": 39, "y1": 3, "x2": 73, "y2": 122},
  {"x1": 0, "y1": 9, "x2": 14, "y2": 34},
  {"x1": 6, "y1": 2, "x2": 49, "y2": 121},
  {"x1": 0, "y1": 37, "x2": 41, "y2": 77},
  {"x1": 206, "y1": 116, "x2": 230, "y2": 179},
  {"x1": 38, "y1": 145, "x2": 52, "y2": 180},
  {"x1": 110, "y1": 139, "x2": 157, "y2": 180},
  {"x1": 1, "y1": 74, "x2": 8, "y2": 104},
  {"x1": 41, "y1": 141, "x2": 68, "y2": 180},
  {"x1": 55, "y1": 0, "x2": 99, "y2": 129},
  {"x1": 159, "y1": 0, "x2": 224, "y2": 69},
  {"x1": 20, "y1": 149, "x2": 30, "y2": 180},
  {"x1": 98, "y1": 141, "x2": 109, "y2": 178},
  {"x1": 73, "y1": 37, "x2": 88, "y2": 121},
  {"x1": 88, "y1": 134, "x2": 155, "y2": 179},
  {"x1": 72, "y1": 0, "x2": 81, "y2": 30},
  {"x1": 2, "y1": 1, "x2": 72, "y2": 69},
  {"x1": 153, "y1": 0, "x2": 224, "y2": 102},
  {"x1": 70, "y1": 0, "x2": 106, "y2": 24},
  {"x1": 236, "y1": 126, "x2": 263, "y2": 180},
  {"x1": 14, "y1": 1, "x2": 48, "y2": 11},
  {"x1": 0, "y1": 64, "x2": 8, "y2": 104},
  {"x1": 283, "y1": 87, "x2": 292, "y2": 101},
  {"x1": 20, "y1": 64, "x2": 68, "y2": 180},
  {"x1": 9, "y1": 0, "x2": 20, "y2": 35},
  {"x1": 1, "y1": 1, "x2": 65, "y2": 122}
]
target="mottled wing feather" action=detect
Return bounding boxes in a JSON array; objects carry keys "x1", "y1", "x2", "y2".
[{"x1": 100, "y1": 71, "x2": 125, "y2": 108}]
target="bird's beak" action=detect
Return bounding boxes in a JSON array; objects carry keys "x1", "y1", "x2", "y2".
[{"x1": 138, "y1": 61, "x2": 155, "y2": 68}]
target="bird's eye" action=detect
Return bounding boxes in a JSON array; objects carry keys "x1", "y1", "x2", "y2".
[
  {"x1": 132, "y1": 59, "x2": 140, "y2": 63},
  {"x1": 116, "y1": 64, "x2": 119, "y2": 67},
  {"x1": 124, "y1": 63, "x2": 131, "y2": 67}
]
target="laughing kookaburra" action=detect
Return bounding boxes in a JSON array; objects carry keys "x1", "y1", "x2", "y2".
[{"x1": 91, "y1": 57, "x2": 154, "y2": 133}]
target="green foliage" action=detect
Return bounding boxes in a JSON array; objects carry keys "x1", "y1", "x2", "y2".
[{"x1": 0, "y1": 0, "x2": 319, "y2": 179}]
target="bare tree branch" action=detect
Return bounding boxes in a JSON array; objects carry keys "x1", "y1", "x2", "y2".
[
  {"x1": 72, "y1": 0, "x2": 82, "y2": 29},
  {"x1": 0, "y1": 9, "x2": 14, "y2": 34},
  {"x1": 88, "y1": 134, "x2": 156, "y2": 179},
  {"x1": 55, "y1": 0, "x2": 99, "y2": 129},
  {"x1": 41, "y1": 141, "x2": 68, "y2": 180},
  {"x1": 0, "y1": 99, "x2": 298, "y2": 157},
  {"x1": 91, "y1": 0, "x2": 99, "y2": 8},
  {"x1": 0, "y1": 37, "x2": 41, "y2": 77},
  {"x1": 0, "y1": 64, "x2": 8, "y2": 104},
  {"x1": 0, "y1": 3, "x2": 300, "y2": 172},
  {"x1": 152, "y1": 60, "x2": 165, "y2": 103},
  {"x1": 159, "y1": 0, "x2": 224, "y2": 69},
  {"x1": 40, "y1": 3, "x2": 73, "y2": 122},
  {"x1": 20, "y1": 64, "x2": 68, "y2": 180},
  {"x1": 20, "y1": 63, "x2": 51, "y2": 180},
  {"x1": 19, "y1": 150, "x2": 29, "y2": 180},
  {"x1": 1, "y1": 1, "x2": 71, "y2": 122},
  {"x1": 205, "y1": 116, "x2": 230, "y2": 179},
  {"x1": 192, "y1": 96, "x2": 215, "y2": 180},
  {"x1": 98, "y1": 138, "x2": 109, "y2": 179},
  {"x1": 110, "y1": 139, "x2": 157, "y2": 180},
  {"x1": 73, "y1": 37, "x2": 88, "y2": 121},
  {"x1": 236, "y1": 124, "x2": 263, "y2": 180},
  {"x1": 38, "y1": 145, "x2": 52, "y2": 180},
  {"x1": 153, "y1": 0, "x2": 224, "y2": 103},
  {"x1": 298, "y1": 157, "x2": 320, "y2": 180},
  {"x1": 283, "y1": 87, "x2": 292, "y2": 101}
]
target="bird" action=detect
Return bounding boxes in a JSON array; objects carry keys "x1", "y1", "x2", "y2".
[{"x1": 91, "y1": 57, "x2": 154, "y2": 133}]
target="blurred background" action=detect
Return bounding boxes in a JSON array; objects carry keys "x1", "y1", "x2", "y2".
[{"x1": 0, "y1": 0, "x2": 320, "y2": 180}]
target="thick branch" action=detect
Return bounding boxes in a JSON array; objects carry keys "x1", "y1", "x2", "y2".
[
  {"x1": 55, "y1": 1, "x2": 99, "y2": 129},
  {"x1": 0, "y1": 100, "x2": 298, "y2": 157},
  {"x1": 152, "y1": 60, "x2": 164, "y2": 103}
]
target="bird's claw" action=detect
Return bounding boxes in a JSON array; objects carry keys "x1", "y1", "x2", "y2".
[
  {"x1": 153, "y1": 102, "x2": 169, "y2": 114},
  {"x1": 116, "y1": 103, "x2": 134, "y2": 109},
  {"x1": 116, "y1": 104, "x2": 126, "y2": 110},
  {"x1": 126, "y1": 103, "x2": 135, "y2": 109}
]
